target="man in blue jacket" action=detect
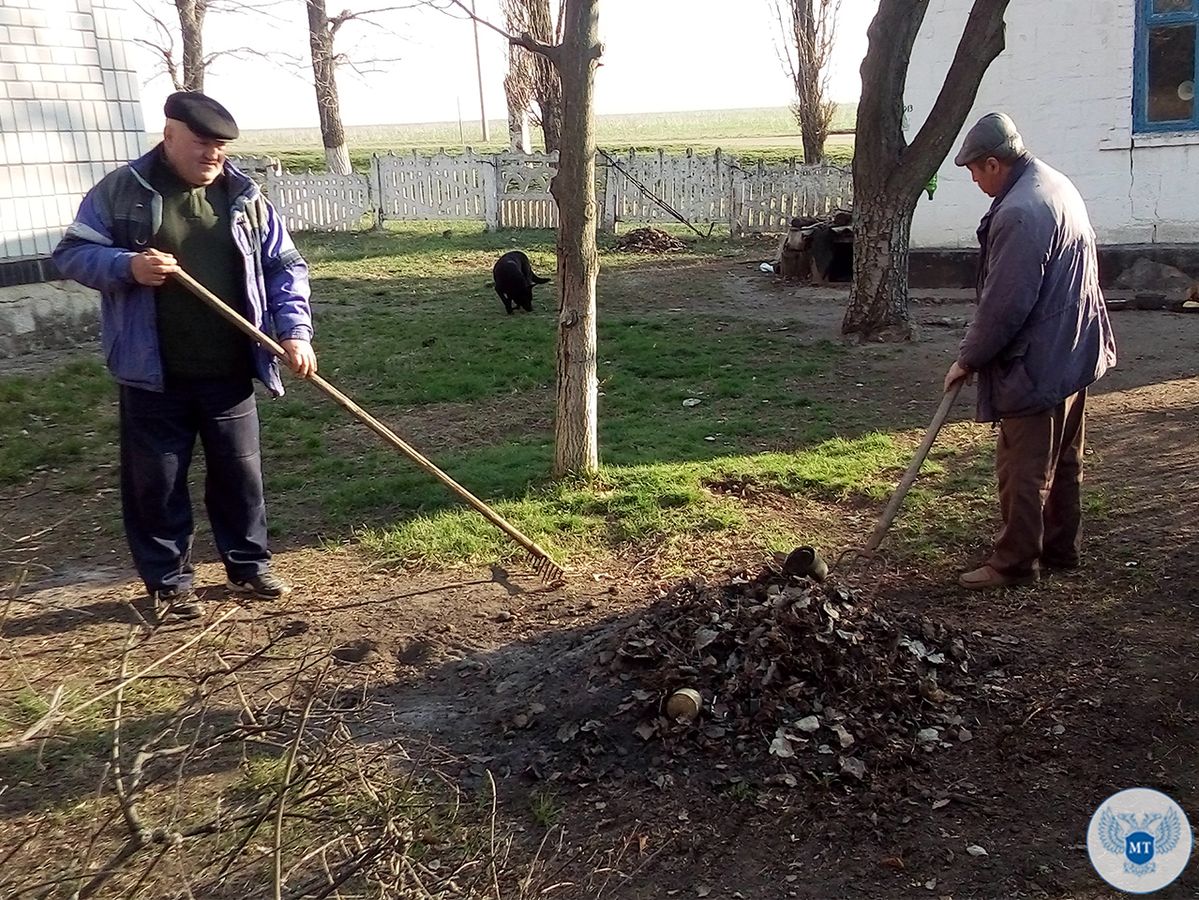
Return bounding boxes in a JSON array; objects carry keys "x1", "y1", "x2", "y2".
[
  {"x1": 54, "y1": 91, "x2": 317, "y2": 621},
  {"x1": 944, "y1": 113, "x2": 1117, "y2": 591}
]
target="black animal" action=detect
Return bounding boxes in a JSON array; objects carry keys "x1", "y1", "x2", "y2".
[{"x1": 492, "y1": 251, "x2": 550, "y2": 314}]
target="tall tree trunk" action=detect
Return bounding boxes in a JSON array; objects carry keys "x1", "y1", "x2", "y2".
[
  {"x1": 537, "y1": 90, "x2": 563, "y2": 153},
  {"x1": 176, "y1": 0, "x2": 207, "y2": 90},
  {"x1": 549, "y1": 0, "x2": 601, "y2": 477},
  {"x1": 506, "y1": 91, "x2": 531, "y2": 152},
  {"x1": 502, "y1": 18, "x2": 534, "y2": 152},
  {"x1": 776, "y1": 0, "x2": 836, "y2": 165},
  {"x1": 306, "y1": 0, "x2": 351, "y2": 174},
  {"x1": 528, "y1": 0, "x2": 564, "y2": 153},
  {"x1": 846, "y1": 196, "x2": 915, "y2": 341},
  {"x1": 842, "y1": 0, "x2": 1010, "y2": 340},
  {"x1": 793, "y1": 0, "x2": 824, "y2": 164},
  {"x1": 799, "y1": 109, "x2": 822, "y2": 164}
]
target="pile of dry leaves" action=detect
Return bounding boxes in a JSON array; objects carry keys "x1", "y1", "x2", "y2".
[
  {"x1": 596, "y1": 559, "x2": 997, "y2": 785},
  {"x1": 611, "y1": 227, "x2": 690, "y2": 254}
]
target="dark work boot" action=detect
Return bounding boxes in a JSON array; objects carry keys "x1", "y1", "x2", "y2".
[
  {"x1": 226, "y1": 572, "x2": 292, "y2": 600},
  {"x1": 152, "y1": 586, "x2": 202, "y2": 622}
]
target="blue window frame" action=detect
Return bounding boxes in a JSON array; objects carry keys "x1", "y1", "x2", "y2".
[{"x1": 1136, "y1": 0, "x2": 1199, "y2": 132}]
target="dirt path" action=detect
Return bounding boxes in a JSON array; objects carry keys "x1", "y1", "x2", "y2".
[{"x1": 2, "y1": 269, "x2": 1197, "y2": 898}]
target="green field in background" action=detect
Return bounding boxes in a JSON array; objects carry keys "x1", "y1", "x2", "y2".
[{"x1": 222, "y1": 105, "x2": 857, "y2": 171}]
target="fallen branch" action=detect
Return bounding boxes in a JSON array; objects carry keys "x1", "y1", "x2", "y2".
[{"x1": 274, "y1": 667, "x2": 325, "y2": 900}]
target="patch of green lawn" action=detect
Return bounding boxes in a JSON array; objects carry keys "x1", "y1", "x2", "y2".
[
  {"x1": 356, "y1": 433, "x2": 910, "y2": 569},
  {"x1": 0, "y1": 359, "x2": 115, "y2": 487}
]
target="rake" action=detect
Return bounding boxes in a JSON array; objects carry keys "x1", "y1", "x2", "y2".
[
  {"x1": 174, "y1": 269, "x2": 566, "y2": 585},
  {"x1": 783, "y1": 381, "x2": 965, "y2": 581}
]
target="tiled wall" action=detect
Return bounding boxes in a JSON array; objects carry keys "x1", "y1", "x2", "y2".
[{"x1": 0, "y1": 0, "x2": 146, "y2": 261}]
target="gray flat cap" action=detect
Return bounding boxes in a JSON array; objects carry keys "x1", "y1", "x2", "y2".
[{"x1": 953, "y1": 112, "x2": 1024, "y2": 166}]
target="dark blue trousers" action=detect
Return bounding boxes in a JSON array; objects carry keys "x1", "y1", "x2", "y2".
[{"x1": 119, "y1": 377, "x2": 271, "y2": 594}]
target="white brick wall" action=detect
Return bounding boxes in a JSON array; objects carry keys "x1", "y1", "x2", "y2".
[
  {"x1": 0, "y1": 0, "x2": 147, "y2": 260},
  {"x1": 905, "y1": 0, "x2": 1199, "y2": 248}
]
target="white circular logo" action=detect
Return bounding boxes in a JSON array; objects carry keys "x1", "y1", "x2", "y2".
[{"x1": 1088, "y1": 788, "x2": 1193, "y2": 894}]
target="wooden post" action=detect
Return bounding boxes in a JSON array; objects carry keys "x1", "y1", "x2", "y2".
[
  {"x1": 370, "y1": 153, "x2": 384, "y2": 230},
  {"x1": 483, "y1": 154, "x2": 500, "y2": 231},
  {"x1": 728, "y1": 153, "x2": 742, "y2": 237},
  {"x1": 601, "y1": 153, "x2": 618, "y2": 234},
  {"x1": 708, "y1": 152, "x2": 716, "y2": 225},
  {"x1": 470, "y1": 0, "x2": 490, "y2": 143}
]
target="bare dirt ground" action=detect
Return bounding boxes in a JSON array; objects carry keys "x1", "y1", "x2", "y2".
[{"x1": 2, "y1": 263, "x2": 1197, "y2": 898}]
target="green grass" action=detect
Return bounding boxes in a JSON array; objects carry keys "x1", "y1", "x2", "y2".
[
  {"x1": 355, "y1": 434, "x2": 910, "y2": 568},
  {"x1": 0, "y1": 358, "x2": 115, "y2": 486},
  {"x1": 224, "y1": 105, "x2": 858, "y2": 172},
  {"x1": 528, "y1": 787, "x2": 564, "y2": 829},
  {"x1": 251, "y1": 225, "x2": 887, "y2": 556}
]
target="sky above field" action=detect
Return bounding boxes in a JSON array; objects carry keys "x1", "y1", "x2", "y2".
[{"x1": 132, "y1": 0, "x2": 880, "y2": 131}]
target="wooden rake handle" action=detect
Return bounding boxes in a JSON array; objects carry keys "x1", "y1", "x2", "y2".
[
  {"x1": 172, "y1": 269, "x2": 561, "y2": 572},
  {"x1": 860, "y1": 380, "x2": 965, "y2": 556}
]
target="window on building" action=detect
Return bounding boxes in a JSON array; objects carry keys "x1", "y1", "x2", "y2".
[{"x1": 1137, "y1": 0, "x2": 1199, "y2": 131}]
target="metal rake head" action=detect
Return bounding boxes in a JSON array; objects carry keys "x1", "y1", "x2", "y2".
[{"x1": 529, "y1": 552, "x2": 566, "y2": 586}]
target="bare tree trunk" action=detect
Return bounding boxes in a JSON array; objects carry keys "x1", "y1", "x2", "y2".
[
  {"x1": 842, "y1": 0, "x2": 1010, "y2": 340},
  {"x1": 306, "y1": 0, "x2": 351, "y2": 174},
  {"x1": 773, "y1": 0, "x2": 839, "y2": 165},
  {"x1": 799, "y1": 113, "x2": 822, "y2": 165},
  {"x1": 138, "y1": 0, "x2": 263, "y2": 92},
  {"x1": 502, "y1": 1, "x2": 535, "y2": 152},
  {"x1": 537, "y1": 88, "x2": 563, "y2": 153},
  {"x1": 549, "y1": 0, "x2": 601, "y2": 477},
  {"x1": 505, "y1": 89, "x2": 532, "y2": 152},
  {"x1": 847, "y1": 196, "x2": 914, "y2": 341},
  {"x1": 793, "y1": 0, "x2": 822, "y2": 164},
  {"x1": 528, "y1": 0, "x2": 564, "y2": 153},
  {"x1": 176, "y1": 0, "x2": 207, "y2": 90}
]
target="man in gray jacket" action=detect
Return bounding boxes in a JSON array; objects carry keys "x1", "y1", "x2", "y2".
[{"x1": 944, "y1": 113, "x2": 1117, "y2": 590}]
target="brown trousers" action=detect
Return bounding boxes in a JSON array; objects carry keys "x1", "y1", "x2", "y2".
[{"x1": 988, "y1": 390, "x2": 1086, "y2": 576}]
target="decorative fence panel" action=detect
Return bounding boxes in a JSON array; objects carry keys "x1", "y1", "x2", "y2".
[
  {"x1": 375, "y1": 150, "x2": 492, "y2": 223},
  {"x1": 263, "y1": 169, "x2": 372, "y2": 233},
  {"x1": 603, "y1": 149, "x2": 733, "y2": 227},
  {"x1": 496, "y1": 152, "x2": 558, "y2": 228},
  {"x1": 735, "y1": 162, "x2": 853, "y2": 233},
  {"x1": 238, "y1": 151, "x2": 853, "y2": 234}
]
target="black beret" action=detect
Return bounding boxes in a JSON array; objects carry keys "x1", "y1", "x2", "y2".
[{"x1": 163, "y1": 91, "x2": 239, "y2": 141}]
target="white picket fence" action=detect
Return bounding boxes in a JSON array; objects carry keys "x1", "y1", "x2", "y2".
[{"x1": 236, "y1": 149, "x2": 852, "y2": 235}]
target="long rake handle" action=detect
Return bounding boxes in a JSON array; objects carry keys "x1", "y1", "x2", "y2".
[
  {"x1": 172, "y1": 269, "x2": 561, "y2": 573},
  {"x1": 861, "y1": 380, "x2": 964, "y2": 555}
]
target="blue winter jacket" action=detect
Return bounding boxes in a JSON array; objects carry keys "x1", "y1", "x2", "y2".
[{"x1": 52, "y1": 146, "x2": 313, "y2": 396}]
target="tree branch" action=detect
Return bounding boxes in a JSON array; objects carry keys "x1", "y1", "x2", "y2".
[
  {"x1": 441, "y1": 0, "x2": 561, "y2": 63},
  {"x1": 201, "y1": 45, "x2": 282, "y2": 66},
  {"x1": 273, "y1": 671, "x2": 323, "y2": 900},
  {"x1": 854, "y1": 0, "x2": 932, "y2": 180},
  {"x1": 339, "y1": 2, "x2": 426, "y2": 17},
  {"x1": 902, "y1": 0, "x2": 1011, "y2": 180}
]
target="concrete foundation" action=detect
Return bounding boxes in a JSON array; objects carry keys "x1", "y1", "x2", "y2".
[
  {"x1": 0, "y1": 280, "x2": 100, "y2": 359},
  {"x1": 910, "y1": 244, "x2": 1199, "y2": 291}
]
